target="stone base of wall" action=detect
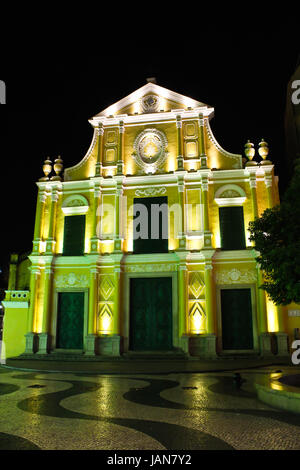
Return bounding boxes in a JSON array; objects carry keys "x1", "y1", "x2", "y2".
[
  {"x1": 259, "y1": 333, "x2": 273, "y2": 357},
  {"x1": 275, "y1": 332, "x2": 290, "y2": 356},
  {"x1": 36, "y1": 333, "x2": 50, "y2": 354},
  {"x1": 189, "y1": 334, "x2": 217, "y2": 358},
  {"x1": 97, "y1": 335, "x2": 121, "y2": 356},
  {"x1": 84, "y1": 334, "x2": 97, "y2": 356}
]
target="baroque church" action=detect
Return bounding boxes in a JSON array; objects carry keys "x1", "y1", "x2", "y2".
[{"x1": 2, "y1": 79, "x2": 298, "y2": 360}]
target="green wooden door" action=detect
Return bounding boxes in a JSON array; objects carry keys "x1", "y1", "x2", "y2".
[
  {"x1": 130, "y1": 277, "x2": 173, "y2": 351},
  {"x1": 56, "y1": 292, "x2": 85, "y2": 349},
  {"x1": 221, "y1": 288, "x2": 254, "y2": 350}
]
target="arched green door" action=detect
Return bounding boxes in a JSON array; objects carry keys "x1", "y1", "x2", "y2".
[{"x1": 130, "y1": 277, "x2": 173, "y2": 351}]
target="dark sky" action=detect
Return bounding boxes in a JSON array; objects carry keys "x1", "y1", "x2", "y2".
[{"x1": 0, "y1": 14, "x2": 299, "y2": 285}]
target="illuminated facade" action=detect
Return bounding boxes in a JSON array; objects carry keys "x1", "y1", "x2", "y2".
[{"x1": 3, "y1": 80, "x2": 295, "y2": 359}]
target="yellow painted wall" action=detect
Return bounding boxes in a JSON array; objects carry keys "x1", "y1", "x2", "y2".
[
  {"x1": 256, "y1": 180, "x2": 270, "y2": 216},
  {"x1": 3, "y1": 306, "x2": 28, "y2": 358}
]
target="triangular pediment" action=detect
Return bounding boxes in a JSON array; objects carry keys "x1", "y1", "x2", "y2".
[{"x1": 93, "y1": 82, "x2": 211, "y2": 118}]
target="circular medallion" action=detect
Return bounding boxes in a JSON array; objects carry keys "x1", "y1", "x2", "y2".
[
  {"x1": 140, "y1": 94, "x2": 160, "y2": 113},
  {"x1": 133, "y1": 129, "x2": 168, "y2": 173},
  {"x1": 138, "y1": 132, "x2": 163, "y2": 163}
]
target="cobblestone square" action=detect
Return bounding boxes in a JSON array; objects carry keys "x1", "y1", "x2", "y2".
[{"x1": 0, "y1": 365, "x2": 299, "y2": 450}]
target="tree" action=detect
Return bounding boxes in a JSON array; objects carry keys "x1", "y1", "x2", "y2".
[{"x1": 248, "y1": 159, "x2": 300, "y2": 305}]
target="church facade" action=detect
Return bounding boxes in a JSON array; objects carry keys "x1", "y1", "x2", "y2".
[{"x1": 3, "y1": 80, "x2": 296, "y2": 359}]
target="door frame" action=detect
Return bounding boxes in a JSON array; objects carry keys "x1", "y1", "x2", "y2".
[
  {"x1": 51, "y1": 288, "x2": 89, "y2": 351},
  {"x1": 216, "y1": 284, "x2": 259, "y2": 354},
  {"x1": 123, "y1": 271, "x2": 178, "y2": 352}
]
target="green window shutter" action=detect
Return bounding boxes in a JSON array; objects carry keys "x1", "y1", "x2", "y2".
[
  {"x1": 219, "y1": 206, "x2": 246, "y2": 250},
  {"x1": 133, "y1": 196, "x2": 168, "y2": 254},
  {"x1": 63, "y1": 215, "x2": 86, "y2": 256}
]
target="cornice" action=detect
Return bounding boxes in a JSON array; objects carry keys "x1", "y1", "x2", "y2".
[
  {"x1": 89, "y1": 107, "x2": 214, "y2": 128},
  {"x1": 92, "y1": 82, "x2": 212, "y2": 119}
]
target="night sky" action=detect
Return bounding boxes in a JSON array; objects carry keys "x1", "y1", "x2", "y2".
[{"x1": 0, "y1": 15, "x2": 299, "y2": 289}]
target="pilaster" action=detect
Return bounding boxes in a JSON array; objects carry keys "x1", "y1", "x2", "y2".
[
  {"x1": 114, "y1": 178, "x2": 123, "y2": 252},
  {"x1": 113, "y1": 265, "x2": 121, "y2": 336},
  {"x1": 32, "y1": 189, "x2": 47, "y2": 254},
  {"x1": 262, "y1": 165, "x2": 275, "y2": 208},
  {"x1": 27, "y1": 266, "x2": 40, "y2": 333},
  {"x1": 36, "y1": 262, "x2": 53, "y2": 354},
  {"x1": 90, "y1": 182, "x2": 101, "y2": 253},
  {"x1": 176, "y1": 115, "x2": 184, "y2": 170},
  {"x1": 256, "y1": 262, "x2": 272, "y2": 356},
  {"x1": 204, "y1": 262, "x2": 215, "y2": 335},
  {"x1": 249, "y1": 172, "x2": 259, "y2": 219},
  {"x1": 178, "y1": 259, "x2": 187, "y2": 338},
  {"x1": 117, "y1": 120, "x2": 125, "y2": 175},
  {"x1": 199, "y1": 171, "x2": 213, "y2": 248},
  {"x1": 177, "y1": 175, "x2": 186, "y2": 250},
  {"x1": 198, "y1": 113, "x2": 208, "y2": 168},
  {"x1": 45, "y1": 187, "x2": 60, "y2": 254},
  {"x1": 95, "y1": 123, "x2": 104, "y2": 176}
]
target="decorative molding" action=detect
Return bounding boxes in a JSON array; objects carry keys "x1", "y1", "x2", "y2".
[
  {"x1": 215, "y1": 196, "x2": 246, "y2": 206},
  {"x1": 132, "y1": 128, "x2": 168, "y2": 174},
  {"x1": 54, "y1": 272, "x2": 89, "y2": 288},
  {"x1": 140, "y1": 94, "x2": 160, "y2": 113},
  {"x1": 39, "y1": 191, "x2": 48, "y2": 203},
  {"x1": 189, "y1": 271, "x2": 205, "y2": 299},
  {"x1": 97, "y1": 125, "x2": 104, "y2": 136},
  {"x1": 98, "y1": 274, "x2": 115, "y2": 331},
  {"x1": 188, "y1": 271, "x2": 206, "y2": 334},
  {"x1": 62, "y1": 194, "x2": 89, "y2": 215},
  {"x1": 219, "y1": 189, "x2": 240, "y2": 198},
  {"x1": 125, "y1": 263, "x2": 177, "y2": 273},
  {"x1": 4, "y1": 290, "x2": 29, "y2": 302},
  {"x1": 99, "y1": 275, "x2": 115, "y2": 301},
  {"x1": 215, "y1": 184, "x2": 246, "y2": 199},
  {"x1": 93, "y1": 82, "x2": 208, "y2": 118},
  {"x1": 215, "y1": 268, "x2": 257, "y2": 284},
  {"x1": 264, "y1": 176, "x2": 273, "y2": 188},
  {"x1": 214, "y1": 184, "x2": 246, "y2": 206},
  {"x1": 135, "y1": 186, "x2": 167, "y2": 197}
]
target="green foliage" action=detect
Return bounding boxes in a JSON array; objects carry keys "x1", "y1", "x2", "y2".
[{"x1": 248, "y1": 160, "x2": 300, "y2": 305}]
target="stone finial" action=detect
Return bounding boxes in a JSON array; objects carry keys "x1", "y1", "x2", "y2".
[
  {"x1": 39, "y1": 158, "x2": 52, "y2": 181},
  {"x1": 258, "y1": 139, "x2": 271, "y2": 165},
  {"x1": 244, "y1": 140, "x2": 257, "y2": 166},
  {"x1": 244, "y1": 140, "x2": 255, "y2": 160},
  {"x1": 51, "y1": 156, "x2": 64, "y2": 181}
]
